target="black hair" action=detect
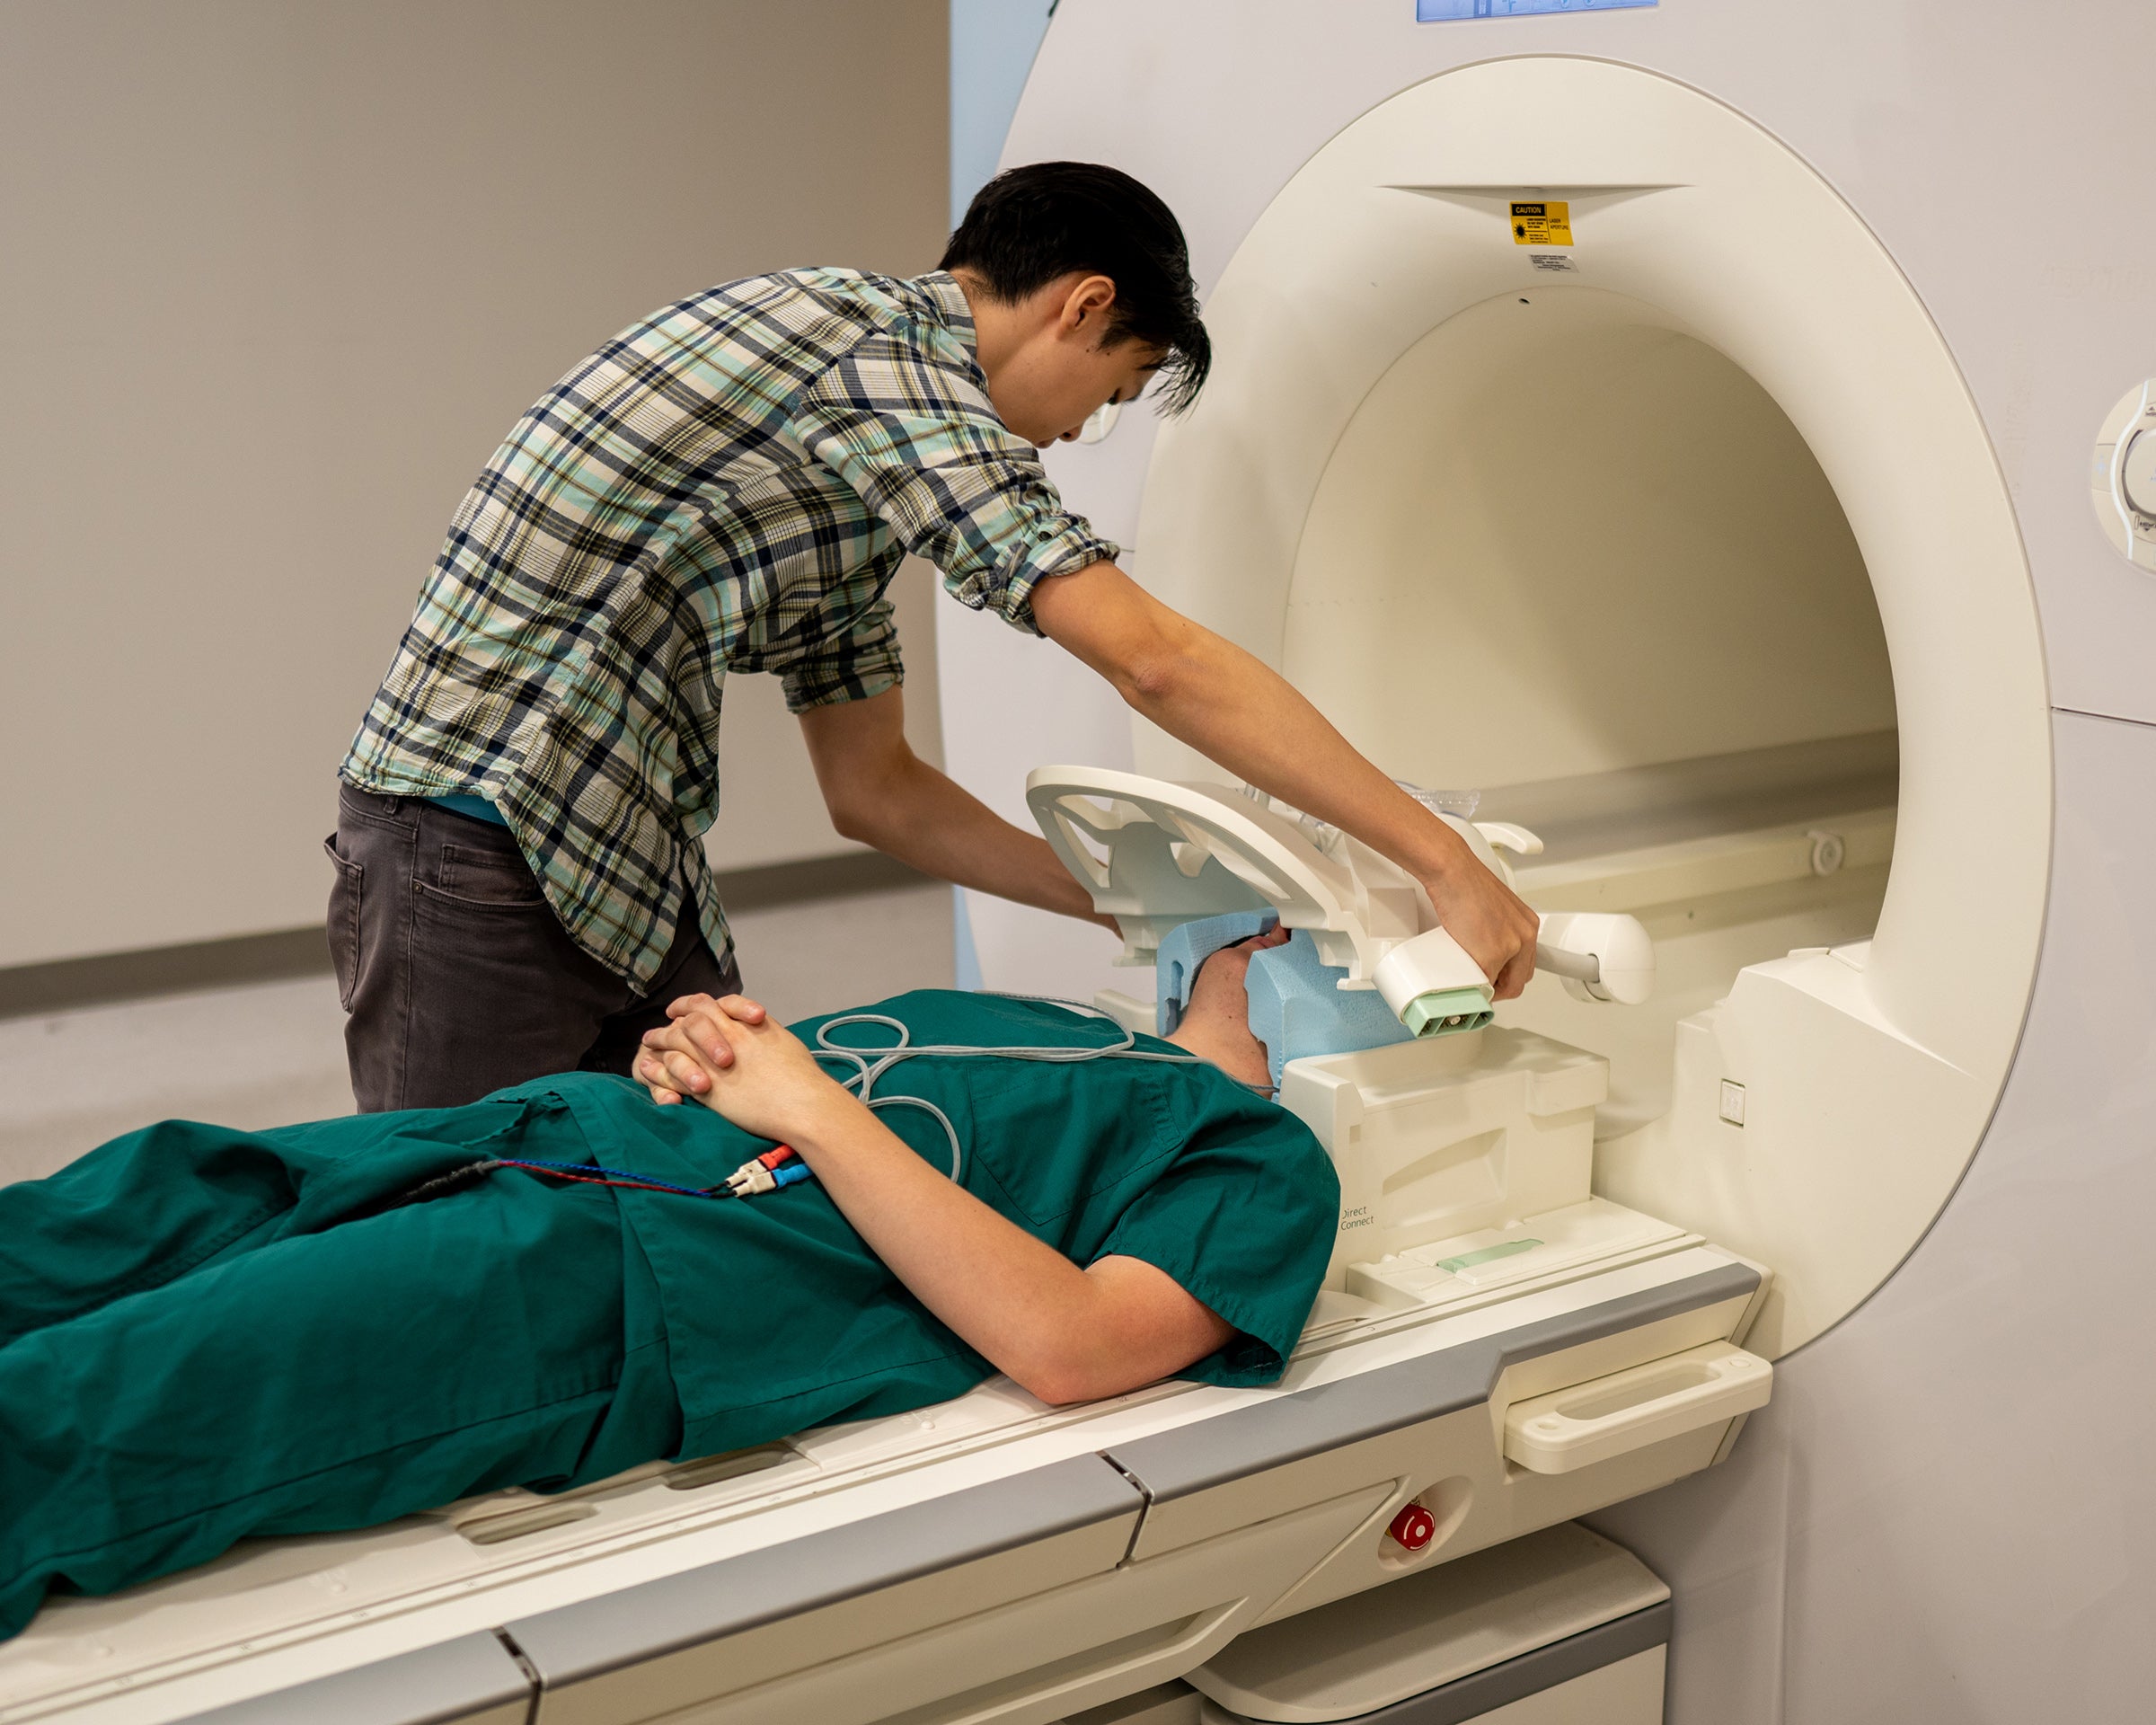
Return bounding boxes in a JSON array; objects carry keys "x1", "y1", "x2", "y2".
[{"x1": 939, "y1": 161, "x2": 1212, "y2": 414}]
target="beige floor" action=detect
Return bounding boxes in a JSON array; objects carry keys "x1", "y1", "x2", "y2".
[{"x1": 0, "y1": 884, "x2": 954, "y2": 1186}]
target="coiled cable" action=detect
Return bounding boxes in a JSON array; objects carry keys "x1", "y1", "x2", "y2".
[
  {"x1": 380, "y1": 995, "x2": 1202, "y2": 1211},
  {"x1": 800, "y1": 994, "x2": 1202, "y2": 1189}
]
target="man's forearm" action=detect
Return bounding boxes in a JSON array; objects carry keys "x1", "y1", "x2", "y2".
[
  {"x1": 800, "y1": 689, "x2": 1107, "y2": 925},
  {"x1": 1030, "y1": 561, "x2": 1544, "y2": 996},
  {"x1": 843, "y1": 754, "x2": 1108, "y2": 925},
  {"x1": 1118, "y1": 627, "x2": 1472, "y2": 886},
  {"x1": 1030, "y1": 562, "x2": 1469, "y2": 881}
]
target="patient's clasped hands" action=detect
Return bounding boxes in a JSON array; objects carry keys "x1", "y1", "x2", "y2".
[{"x1": 634, "y1": 994, "x2": 856, "y2": 1143}]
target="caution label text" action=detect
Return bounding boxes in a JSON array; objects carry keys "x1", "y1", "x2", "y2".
[{"x1": 1511, "y1": 200, "x2": 1574, "y2": 246}]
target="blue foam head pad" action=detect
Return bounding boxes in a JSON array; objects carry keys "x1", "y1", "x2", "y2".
[
  {"x1": 1244, "y1": 929, "x2": 1416, "y2": 1092},
  {"x1": 1156, "y1": 910, "x2": 1277, "y2": 1036}
]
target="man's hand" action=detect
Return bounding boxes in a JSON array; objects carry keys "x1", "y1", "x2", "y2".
[
  {"x1": 634, "y1": 995, "x2": 858, "y2": 1144},
  {"x1": 1415, "y1": 855, "x2": 1542, "y2": 1000},
  {"x1": 632, "y1": 992, "x2": 768, "y2": 1105}
]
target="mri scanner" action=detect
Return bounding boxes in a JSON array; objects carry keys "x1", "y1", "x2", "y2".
[
  {"x1": 4, "y1": 5, "x2": 2154, "y2": 1722},
  {"x1": 938, "y1": 4, "x2": 2156, "y2": 1719}
]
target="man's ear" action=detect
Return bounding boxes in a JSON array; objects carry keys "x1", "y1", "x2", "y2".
[{"x1": 1058, "y1": 273, "x2": 1119, "y2": 341}]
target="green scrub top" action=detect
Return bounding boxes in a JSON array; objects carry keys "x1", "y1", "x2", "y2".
[
  {"x1": 506, "y1": 990, "x2": 1340, "y2": 1458},
  {"x1": 0, "y1": 990, "x2": 1340, "y2": 1637}
]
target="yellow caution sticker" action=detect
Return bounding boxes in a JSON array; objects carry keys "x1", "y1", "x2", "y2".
[{"x1": 1511, "y1": 200, "x2": 1573, "y2": 246}]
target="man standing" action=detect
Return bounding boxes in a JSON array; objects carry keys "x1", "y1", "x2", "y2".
[{"x1": 332, "y1": 162, "x2": 1539, "y2": 1110}]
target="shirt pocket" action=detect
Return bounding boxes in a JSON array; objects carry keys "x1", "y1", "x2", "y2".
[{"x1": 954, "y1": 1064, "x2": 1181, "y2": 1230}]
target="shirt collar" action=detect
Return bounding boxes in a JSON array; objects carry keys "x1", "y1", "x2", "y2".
[{"x1": 913, "y1": 270, "x2": 978, "y2": 354}]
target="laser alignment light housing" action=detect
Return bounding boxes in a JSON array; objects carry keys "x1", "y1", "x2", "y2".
[{"x1": 2092, "y1": 380, "x2": 2156, "y2": 572}]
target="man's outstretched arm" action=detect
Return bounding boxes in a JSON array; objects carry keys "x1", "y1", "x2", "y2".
[
  {"x1": 1031, "y1": 561, "x2": 1544, "y2": 998},
  {"x1": 637, "y1": 996, "x2": 1233, "y2": 1406},
  {"x1": 799, "y1": 686, "x2": 1112, "y2": 929}
]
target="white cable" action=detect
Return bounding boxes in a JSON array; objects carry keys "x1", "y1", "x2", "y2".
[
  {"x1": 1533, "y1": 941, "x2": 1602, "y2": 984},
  {"x1": 807, "y1": 996, "x2": 1204, "y2": 1190}
]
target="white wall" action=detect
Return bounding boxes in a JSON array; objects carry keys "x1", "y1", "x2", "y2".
[{"x1": 0, "y1": 0, "x2": 949, "y2": 969}]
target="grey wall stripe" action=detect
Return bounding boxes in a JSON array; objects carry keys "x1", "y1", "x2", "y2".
[
  {"x1": 169, "y1": 1629, "x2": 535, "y2": 1725},
  {"x1": 699, "y1": 850, "x2": 933, "y2": 912},
  {"x1": 502, "y1": 1451, "x2": 1144, "y2": 1691},
  {"x1": 0, "y1": 926, "x2": 337, "y2": 1021},
  {"x1": 1104, "y1": 1263, "x2": 1762, "y2": 1503},
  {"x1": 1205, "y1": 1600, "x2": 1673, "y2": 1725},
  {"x1": 0, "y1": 851, "x2": 931, "y2": 1020}
]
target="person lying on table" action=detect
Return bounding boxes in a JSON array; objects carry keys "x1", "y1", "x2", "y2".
[{"x1": 0, "y1": 932, "x2": 1329, "y2": 1641}]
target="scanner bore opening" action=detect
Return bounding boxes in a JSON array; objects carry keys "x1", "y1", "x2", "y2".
[{"x1": 1284, "y1": 284, "x2": 1897, "y2": 1141}]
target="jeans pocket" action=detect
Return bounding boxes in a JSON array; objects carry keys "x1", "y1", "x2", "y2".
[
  {"x1": 437, "y1": 841, "x2": 546, "y2": 907},
  {"x1": 324, "y1": 835, "x2": 365, "y2": 1011}
]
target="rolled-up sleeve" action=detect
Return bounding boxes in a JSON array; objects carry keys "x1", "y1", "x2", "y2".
[
  {"x1": 793, "y1": 331, "x2": 1120, "y2": 634},
  {"x1": 779, "y1": 593, "x2": 906, "y2": 713}
]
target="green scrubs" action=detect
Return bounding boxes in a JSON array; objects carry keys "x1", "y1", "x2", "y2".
[{"x1": 0, "y1": 991, "x2": 1337, "y2": 1639}]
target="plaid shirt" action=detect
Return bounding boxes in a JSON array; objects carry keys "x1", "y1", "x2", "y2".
[{"x1": 342, "y1": 270, "x2": 1117, "y2": 985}]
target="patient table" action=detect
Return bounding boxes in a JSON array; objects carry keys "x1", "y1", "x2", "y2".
[{"x1": 0, "y1": 772, "x2": 1772, "y2": 1725}]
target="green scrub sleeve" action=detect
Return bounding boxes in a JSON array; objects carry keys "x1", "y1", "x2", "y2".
[{"x1": 1093, "y1": 1102, "x2": 1340, "y2": 1388}]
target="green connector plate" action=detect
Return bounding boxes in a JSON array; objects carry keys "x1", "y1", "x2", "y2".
[
  {"x1": 1401, "y1": 986, "x2": 1496, "y2": 1038},
  {"x1": 1436, "y1": 1238, "x2": 1542, "y2": 1274}
]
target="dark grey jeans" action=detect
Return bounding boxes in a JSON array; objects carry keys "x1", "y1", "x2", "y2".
[{"x1": 326, "y1": 784, "x2": 741, "y2": 1113}]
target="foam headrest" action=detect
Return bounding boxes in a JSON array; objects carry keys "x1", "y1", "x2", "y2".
[
  {"x1": 1244, "y1": 930, "x2": 1415, "y2": 1091},
  {"x1": 1155, "y1": 910, "x2": 1277, "y2": 1037},
  {"x1": 1156, "y1": 916, "x2": 1416, "y2": 1090}
]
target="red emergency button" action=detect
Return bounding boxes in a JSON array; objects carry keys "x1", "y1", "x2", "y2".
[{"x1": 1387, "y1": 1501, "x2": 1436, "y2": 1551}]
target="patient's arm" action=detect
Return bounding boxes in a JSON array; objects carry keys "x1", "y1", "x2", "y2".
[{"x1": 636, "y1": 1000, "x2": 1235, "y2": 1405}]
